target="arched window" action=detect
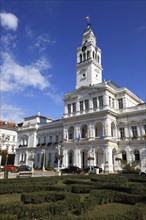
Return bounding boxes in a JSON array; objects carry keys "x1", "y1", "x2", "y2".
[
  {"x1": 87, "y1": 50, "x2": 90, "y2": 59},
  {"x1": 80, "y1": 54, "x2": 82, "y2": 62},
  {"x1": 68, "y1": 126, "x2": 74, "y2": 139},
  {"x1": 83, "y1": 52, "x2": 86, "y2": 61},
  {"x1": 68, "y1": 150, "x2": 74, "y2": 165},
  {"x1": 111, "y1": 122, "x2": 116, "y2": 137},
  {"x1": 97, "y1": 55, "x2": 100, "y2": 63},
  {"x1": 93, "y1": 51, "x2": 95, "y2": 59},
  {"x1": 134, "y1": 150, "x2": 140, "y2": 161},
  {"x1": 95, "y1": 122, "x2": 103, "y2": 138},
  {"x1": 122, "y1": 151, "x2": 127, "y2": 161},
  {"x1": 81, "y1": 124, "x2": 88, "y2": 138}
]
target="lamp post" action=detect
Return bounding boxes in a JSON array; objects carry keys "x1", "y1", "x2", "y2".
[
  {"x1": 56, "y1": 144, "x2": 63, "y2": 172},
  {"x1": 87, "y1": 147, "x2": 94, "y2": 172},
  {"x1": 41, "y1": 146, "x2": 46, "y2": 172}
]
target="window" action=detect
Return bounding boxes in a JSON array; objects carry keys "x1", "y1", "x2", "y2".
[
  {"x1": 13, "y1": 136, "x2": 16, "y2": 142},
  {"x1": 99, "y1": 96, "x2": 103, "y2": 107},
  {"x1": 82, "y1": 73, "x2": 86, "y2": 78},
  {"x1": 118, "y1": 98, "x2": 123, "y2": 109},
  {"x1": 134, "y1": 150, "x2": 140, "y2": 161},
  {"x1": 122, "y1": 151, "x2": 127, "y2": 161},
  {"x1": 97, "y1": 55, "x2": 100, "y2": 63},
  {"x1": 93, "y1": 97, "x2": 97, "y2": 108},
  {"x1": 80, "y1": 54, "x2": 82, "y2": 62},
  {"x1": 132, "y1": 126, "x2": 137, "y2": 138},
  {"x1": 112, "y1": 98, "x2": 115, "y2": 108},
  {"x1": 49, "y1": 136, "x2": 52, "y2": 143},
  {"x1": 49, "y1": 153, "x2": 52, "y2": 162},
  {"x1": 119, "y1": 127, "x2": 125, "y2": 139},
  {"x1": 87, "y1": 50, "x2": 90, "y2": 59},
  {"x1": 85, "y1": 99, "x2": 89, "y2": 110},
  {"x1": 80, "y1": 101, "x2": 84, "y2": 111},
  {"x1": 44, "y1": 137, "x2": 46, "y2": 144},
  {"x1": 11, "y1": 146, "x2": 14, "y2": 152},
  {"x1": 37, "y1": 153, "x2": 40, "y2": 162},
  {"x1": 68, "y1": 104, "x2": 71, "y2": 114},
  {"x1": 109, "y1": 97, "x2": 111, "y2": 107},
  {"x1": 72, "y1": 103, "x2": 76, "y2": 112}
]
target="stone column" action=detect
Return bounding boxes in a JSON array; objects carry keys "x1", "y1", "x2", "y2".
[{"x1": 104, "y1": 146, "x2": 114, "y2": 173}]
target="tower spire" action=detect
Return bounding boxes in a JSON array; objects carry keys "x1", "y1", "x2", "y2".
[{"x1": 85, "y1": 16, "x2": 91, "y2": 29}]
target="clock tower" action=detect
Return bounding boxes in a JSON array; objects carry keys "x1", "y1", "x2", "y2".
[{"x1": 76, "y1": 22, "x2": 102, "y2": 89}]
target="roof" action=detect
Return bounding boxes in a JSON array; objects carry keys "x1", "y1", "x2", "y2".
[{"x1": 0, "y1": 120, "x2": 18, "y2": 129}]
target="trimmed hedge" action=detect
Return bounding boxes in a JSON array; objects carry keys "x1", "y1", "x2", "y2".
[{"x1": 21, "y1": 191, "x2": 66, "y2": 204}]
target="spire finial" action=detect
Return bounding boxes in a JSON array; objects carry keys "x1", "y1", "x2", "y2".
[{"x1": 85, "y1": 16, "x2": 91, "y2": 29}]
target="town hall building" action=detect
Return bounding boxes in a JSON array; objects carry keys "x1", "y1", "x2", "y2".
[{"x1": 14, "y1": 22, "x2": 146, "y2": 173}]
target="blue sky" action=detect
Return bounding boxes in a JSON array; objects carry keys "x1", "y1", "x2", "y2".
[{"x1": 0, "y1": 0, "x2": 145, "y2": 123}]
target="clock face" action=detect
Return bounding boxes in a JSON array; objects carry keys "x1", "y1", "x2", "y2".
[{"x1": 82, "y1": 45, "x2": 87, "y2": 52}]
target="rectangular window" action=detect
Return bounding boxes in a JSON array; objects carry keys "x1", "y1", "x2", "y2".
[
  {"x1": 68, "y1": 104, "x2": 71, "y2": 114},
  {"x1": 49, "y1": 136, "x2": 52, "y2": 143},
  {"x1": 80, "y1": 101, "x2": 83, "y2": 111},
  {"x1": 72, "y1": 103, "x2": 76, "y2": 112},
  {"x1": 132, "y1": 126, "x2": 137, "y2": 138},
  {"x1": 118, "y1": 98, "x2": 123, "y2": 109},
  {"x1": 99, "y1": 96, "x2": 103, "y2": 107},
  {"x1": 109, "y1": 96, "x2": 111, "y2": 107},
  {"x1": 85, "y1": 99, "x2": 89, "y2": 110},
  {"x1": 119, "y1": 127, "x2": 125, "y2": 139},
  {"x1": 93, "y1": 97, "x2": 97, "y2": 108},
  {"x1": 112, "y1": 98, "x2": 115, "y2": 108}
]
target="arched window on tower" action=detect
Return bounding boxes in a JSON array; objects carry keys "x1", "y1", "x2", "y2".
[
  {"x1": 87, "y1": 50, "x2": 90, "y2": 59},
  {"x1": 134, "y1": 150, "x2": 140, "y2": 161},
  {"x1": 80, "y1": 54, "x2": 82, "y2": 62},
  {"x1": 83, "y1": 52, "x2": 86, "y2": 61},
  {"x1": 97, "y1": 55, "x2": 100, "y2": 63},
  {"x1": 92, "y1": 51, "x2": 95, "y2": 59}
]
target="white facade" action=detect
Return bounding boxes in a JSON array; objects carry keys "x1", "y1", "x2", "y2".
[
  {"x1": 14, "y1": 24, "x2": 146, "y2": 173},
  {"x1": 0, "y1": 121, "x2": 18, "y2": 165}
]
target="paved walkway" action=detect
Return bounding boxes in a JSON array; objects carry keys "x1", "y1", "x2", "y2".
[{"x1": 0, "y1": 170, "x2": 58, "y2": 179}]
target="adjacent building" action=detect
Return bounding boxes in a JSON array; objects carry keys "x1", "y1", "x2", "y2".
[
  {"x1": 14, "y1": 22, "x2": 146, "y2": 172},
  {"x1": 0, "y1": 121, "x2": 18, "y2": 165}
]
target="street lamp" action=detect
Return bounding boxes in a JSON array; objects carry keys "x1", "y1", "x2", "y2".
[
  {"x1": 87, "y1": 147, "x2": 94, "y2": 172},
  {"x1": 41, "y1": 146, "x2": 46, "y2": 171},
  {"x1": 56, "y1": 144, "x2": 63, "y2": 172}
]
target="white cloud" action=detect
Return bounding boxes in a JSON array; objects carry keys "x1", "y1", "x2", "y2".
[
  {"x1": 1, "y1": 52, "x2": 51, "y2": 92},
  {"x1": 25, "y1": 26, "x2": 56, "y2": 53},
  {"x1": 1, "y1": 103, "x2": 25, "y2": 123},
  {"x1": 0, "y1": 12, "x2": 19, "y2": 31},
  {"x1": 1, "y1": 33, "x2": 17, "y2": 50}
]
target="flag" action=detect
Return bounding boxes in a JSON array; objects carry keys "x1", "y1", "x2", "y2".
[
  {"x1": 64, "y1": 133, "x2": 68, "y2": 141},
  {"x1": 77, "y1": 133, "x2": 80, "y2": 142},
  {"x1": 85, "y1": 16, "x2": 89, "y2": 21}
]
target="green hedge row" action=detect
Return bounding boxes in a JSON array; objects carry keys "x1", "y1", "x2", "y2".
[
  {"x1": 0, "y1": 193, "x2": 80, "y2": 219},
  {"x1": 21, "y1": 191, "x2": 66, "y2": 204},
  {"x1": 0, "y1": 184, "x2": 67, "y2": 194}
]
